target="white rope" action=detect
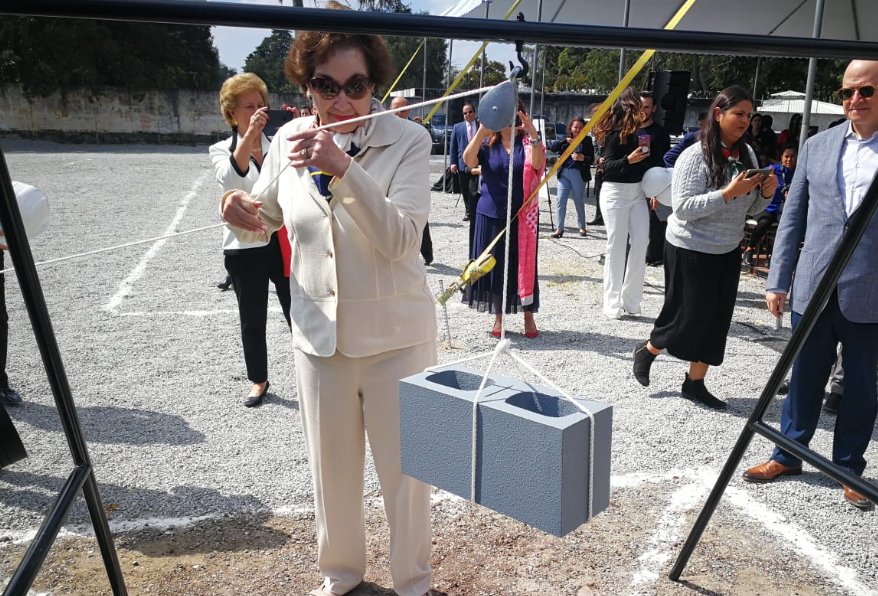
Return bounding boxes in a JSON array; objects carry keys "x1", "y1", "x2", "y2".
[
  {"x1": 1, "y1": 84, "x2": 500, "y2": 277},
  {"x1": 0, "y1": 222, "x2": 226, "y2": 276},
  {"x1": 432, "y1": 80, "x2": 597, "y2": 521}
]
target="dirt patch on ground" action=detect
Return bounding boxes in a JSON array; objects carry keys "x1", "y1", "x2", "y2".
[{"x1": 1, "y1": 486, "x2": 836, "y2": 596}]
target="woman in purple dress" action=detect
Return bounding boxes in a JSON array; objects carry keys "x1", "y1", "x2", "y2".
[{"x1": 462, "y1": 105, "x2": 545, "y2": 338}]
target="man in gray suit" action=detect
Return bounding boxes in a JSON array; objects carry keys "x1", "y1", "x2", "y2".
[{"x1": 742, "y1": 60, "x2": 878, "y2": 510}]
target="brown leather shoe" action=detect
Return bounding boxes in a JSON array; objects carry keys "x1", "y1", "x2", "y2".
[
  {"x1": 843, "y1": 485, "x2": 875, "y2": 511},
  {"x1": 742, "y1": 460, "x2": 803, "y2": 483}
]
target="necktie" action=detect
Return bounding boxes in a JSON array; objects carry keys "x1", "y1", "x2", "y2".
[{"x1": 467, "y1": 123, "x2": 472, "y2": 142}]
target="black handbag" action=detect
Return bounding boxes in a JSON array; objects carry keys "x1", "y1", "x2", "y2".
[{"x1": 0, "y1": 406, "x2": 27, "y2": 468}]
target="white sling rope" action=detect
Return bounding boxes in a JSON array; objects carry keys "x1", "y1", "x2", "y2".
[{"x1": 427, "y1": 87, "x2": 597, "y2": 520}]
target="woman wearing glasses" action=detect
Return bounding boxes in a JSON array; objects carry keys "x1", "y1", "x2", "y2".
[
  {"x1": 221, "y1": 3, "x2": 436, "y2": 594},
  {"x1": 632, "y1": 87, "x2": 776, "y2": 409}
]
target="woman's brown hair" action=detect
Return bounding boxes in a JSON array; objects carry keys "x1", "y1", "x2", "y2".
[
  {"x1": 592, "y1": 88, "x2": 642, "y2": 145},
  {"x1": 701, "y1": 86, "x2": 755, "y2": 190},
  {"x1": 284, "y1": 1, "x2": 394, "y2": 90}
]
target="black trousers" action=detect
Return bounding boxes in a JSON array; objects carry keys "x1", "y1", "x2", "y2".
[
  {"x1": 224, "y1": 232, "x2": 292, "y2": 384},
  {"x1": 748, "y1": 210, "x2": 778, "y2": 251},
  {"x1": 459, "y1": 169, "x2": 478, "y2": 255},
  {"x1": 0, "y1": 252, "x2": 8, "y2": 389},
  {"x1": 420, "y1": 222, "x2": 433, "y2": 263},
  {"x1": 646, "y1": 207, "x2": 667, "y2": 264}
]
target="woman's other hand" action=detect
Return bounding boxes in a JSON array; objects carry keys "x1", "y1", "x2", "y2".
[
  {"x1": 287, "y1": 128, "x2": 352, "y2": 179},
  {"x1": 760, "y1": 169, "x2": 779, "y2": 198},
  {"x1": 222, "y1": 190, "x2": 267, "y2": 233},
  {"x1": 518, "y1": 110, "x2": 539, "y2": 138},
  {"x1": 721, "y1": 170, "x2": 762, "y2": 202}
]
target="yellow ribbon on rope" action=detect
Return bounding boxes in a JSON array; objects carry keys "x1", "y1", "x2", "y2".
[
  {"x1": 423, "y1": 0, "x2": 524, "y2": 124},
  {"x1": 381, "y1": 38, "x2": 426, "y2": 103},
  {"x1": 476, "y1": 0, "x2": 700, "y2": 260}
]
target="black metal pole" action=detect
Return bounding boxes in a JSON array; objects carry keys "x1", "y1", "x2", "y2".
[
  {"x1": 3, "y1": 0, "x2": 878, "y2": 61},
  {"x1": 0, "y1": 144, "x2": 128, "y2": 594},
  {"x1": 669, "y1": 168, "x2": 878, "y2": 581}
]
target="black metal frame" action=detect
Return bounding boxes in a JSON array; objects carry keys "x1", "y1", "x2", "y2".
[
  {"x1": 0, "y1": 151, "x2": 127, "y2": 595},
  {"x1": 0, "y1": 0, "x2": 877, "y2": 592}
]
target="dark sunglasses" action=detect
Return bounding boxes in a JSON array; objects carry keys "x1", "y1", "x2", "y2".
[
  {"x1": 837, "y1": 85, "x2": 875, "y2": 101},
  {"x1": 309, "y1": 76, "x2": 373, "y2": 100},
  {"x1": 463, "y1": 110, "x2": 474, "y2": 115}
]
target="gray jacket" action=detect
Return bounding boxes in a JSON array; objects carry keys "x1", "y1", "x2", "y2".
[{"x1": 767, "y1": 123, "x2": 878, "y2": 323}]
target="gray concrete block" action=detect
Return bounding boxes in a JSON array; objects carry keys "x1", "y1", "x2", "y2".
[{"x1": 400, "y1": 365, "x2": 612, "y2": 537}]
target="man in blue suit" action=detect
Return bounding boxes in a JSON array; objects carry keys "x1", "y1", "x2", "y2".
[
  {"x1": 743, "y1": 60, "x2": 878, "y2": 511},
  {"x1": 449, "y1": 104, "x2": 478, "y2": 251}
]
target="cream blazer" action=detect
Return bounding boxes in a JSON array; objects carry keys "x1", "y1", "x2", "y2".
[{"x1": 226, "y1": 113, "x2": 437, "y2": 358}]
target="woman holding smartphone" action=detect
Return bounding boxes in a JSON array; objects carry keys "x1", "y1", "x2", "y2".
[
  {"x1": 632, "y1": 87, "x2": 776, "y2": 409},
  {"x1": 593, "y1": 88, "x2": 651, "y2": 319}
]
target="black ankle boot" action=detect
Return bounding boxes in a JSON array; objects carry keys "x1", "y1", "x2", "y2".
[
  {"x1": 632, "y1": 341, "x2": 657, "y2": 387},
  {"x1": 681, "y1": 374, "x2": 727, "y2": 410}
]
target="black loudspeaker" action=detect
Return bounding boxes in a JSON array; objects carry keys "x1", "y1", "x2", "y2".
[
  {"x1": 649, "y1": 70, "x2": 691, "y2": 135},
  {"x1": 0, "y1": 406, "x2": 27, "y2": 468}
]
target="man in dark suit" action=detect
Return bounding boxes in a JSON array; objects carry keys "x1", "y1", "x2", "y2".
[
  {"x1": 449, "y1": 104, "x2": 478, "y2": 251},
  {"x1": 743, "y1": 60, "x2": 878, "y2": 511},
  {"x1": 638, "y1": 91, "x2": 672, "y2": 266}
]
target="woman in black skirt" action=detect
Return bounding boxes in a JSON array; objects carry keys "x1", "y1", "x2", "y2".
[{"x1": 631, "y1": 87, "x2": 777, "y2": 409}]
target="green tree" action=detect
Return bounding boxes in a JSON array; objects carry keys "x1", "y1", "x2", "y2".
[
  {"x1": 244, "y1": 29, "x2": 294, "y2": 92},
  {"x1": 458, "y1": 59, "x2": 507, "y2": 89},
  {"x1": 0, "y1": 16, "x2": 224, "y2": 97}
]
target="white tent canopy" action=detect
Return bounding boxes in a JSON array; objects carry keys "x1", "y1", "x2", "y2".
[
  {"x1": 760, "y1": 91, "x2": 845, "y2": 115},
  {"x1": 442, "y1": 0, "x2": 875, "y2": 43}
]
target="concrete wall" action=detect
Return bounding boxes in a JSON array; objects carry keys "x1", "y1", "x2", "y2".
[
  {"x1": 0, "y1": 83, "x2": 844, "y2": 145},
  {"x1": 0, "y1": 84, "x2": 307, "y2": 145}
]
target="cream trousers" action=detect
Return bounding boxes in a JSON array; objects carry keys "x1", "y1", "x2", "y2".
[
  {"x1": 294, "y1": 342, "x2": 435, "y2": 596},
  {"x1": 599, "y1": 180, "x2": 649, "y2": 318}
]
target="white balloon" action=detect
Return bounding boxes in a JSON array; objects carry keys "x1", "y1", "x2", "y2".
[
  {"x1": 642, "y1": 167, "x2": 674, "y2": 207},
  {"x1": 6, "y1": 182, "x2": 51, "y2": 240}
]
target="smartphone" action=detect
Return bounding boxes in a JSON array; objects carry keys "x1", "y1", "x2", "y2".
[
  {"x1": 745, "y1": 168, "x2": 772, "y2": 179},
  {"x1": 514, "y1": 114, "x2": 522, "y2": 127},
  {"x1": 637, "y1": 134, "x2": 651, "y2": 153}
]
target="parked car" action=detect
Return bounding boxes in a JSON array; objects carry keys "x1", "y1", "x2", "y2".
[{"x1": 428, "y1": 112, "x2": 454, "y2": 155}]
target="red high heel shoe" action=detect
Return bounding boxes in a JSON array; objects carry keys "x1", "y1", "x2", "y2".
[
  {"x1": 525, "y1": 330, "x2": 538, "y2": 339},
  {"x1": 491, "y1": 329, "x2": 501, "y2": 338}
]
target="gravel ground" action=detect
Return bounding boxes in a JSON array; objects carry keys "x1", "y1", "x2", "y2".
[{"x1": 0, "y1": 140, "x2": 875, "y2": 595}]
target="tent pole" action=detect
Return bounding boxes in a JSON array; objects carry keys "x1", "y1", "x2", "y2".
[
  {"x1": 479, "y1": 0, "x2": 490, "y2": 99},
  {"x1": 617, "y1": 0, "x2": 631, "y2": 83},
  {"x1": 444, "y1": 39, "x2": 453, "y2": 172},
  {"x1": 422, "y1": 37, "x2": 428, "y2": 120},
  {"x1": 799, "y1": 0, "x2": 826, "y2": 154},
  {"x1": 528, "y1": 0, "x2": 544, "y2": 118}
]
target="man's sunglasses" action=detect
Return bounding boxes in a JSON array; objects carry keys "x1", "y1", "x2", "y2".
[
  {"x1": 463, "y1": 110, "x2": 474, "y2": 115},
  {"x1": 836, "y1": 85, "x2": 875, "y2": 101},
  {"x1": 309, "y1": 76, "x2": 373, "y2": 100}
]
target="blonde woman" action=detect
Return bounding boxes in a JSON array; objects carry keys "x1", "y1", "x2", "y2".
[{"x1": 210, "y1": 73, "x2": 291, "y2": 408}]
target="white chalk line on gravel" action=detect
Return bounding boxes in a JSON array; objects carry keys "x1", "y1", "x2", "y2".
[
  {"x1": 119, "y1": 307, "x2": 286, "y2": 318},
  {"x1": 104, "y1": 172, "x2": 209, "y2": 314},
  {"x1": 627, "y1": 480, "x2": 708, "y2": 595},
  {"x1": 617, "y1": 469, "x2": 877, "y2": 596}
]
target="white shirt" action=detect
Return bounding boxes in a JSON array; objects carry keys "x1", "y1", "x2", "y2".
[{"x1": 837, "y1": 121, "x2": 878, "y2": 217}]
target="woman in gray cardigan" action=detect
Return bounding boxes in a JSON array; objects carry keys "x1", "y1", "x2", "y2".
[{"x1": 631, "y1": 87, "x2": 777, "y2": 409}]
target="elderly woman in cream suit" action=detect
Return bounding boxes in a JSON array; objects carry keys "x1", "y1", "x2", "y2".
[{"x1": 221, "y1": 5, "x2": 436, "y2": 595}]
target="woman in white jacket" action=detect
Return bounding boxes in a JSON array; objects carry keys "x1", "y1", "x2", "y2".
[
  {"x1": 220, "y1": 4, "x2": 436, "y2": 595},
  {"x1": 210, "y1": 73, "x2": 291, "y2": 408}
]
